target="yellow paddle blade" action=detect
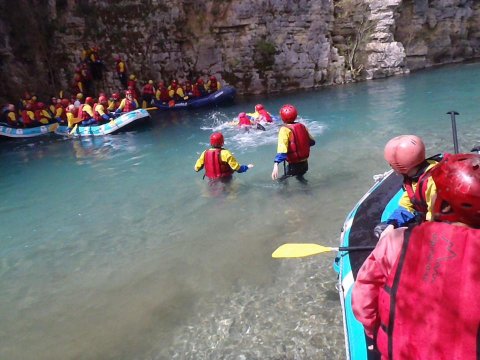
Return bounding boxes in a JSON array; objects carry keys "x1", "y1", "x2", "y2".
[
  {"x1": 69, "y1": 124, "x2": 78, "y2": 135},
  {"x1": 146, "y1": 107, "x2": 158, "y2": 111},
  {"x1": 272, "y1": 243, "x2": 335, "y2": 258},
  {"x1": 49, "y1": 123, "x2": 59, "y2": 132}
]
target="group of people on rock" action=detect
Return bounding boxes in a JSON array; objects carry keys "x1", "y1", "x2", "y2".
[
  {"x1": 195, "y1": 104, "x2": 315, "y2": 182},
  {"x1": 0, "y1": 90, "x2": 140, "y2": 130},
  {"x1": 351, "y1": 135, "x2": 480, "y2": 359}
]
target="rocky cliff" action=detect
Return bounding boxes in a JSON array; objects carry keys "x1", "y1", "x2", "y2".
[{"x1": 0, "y1": 0, "x2": 479, "y2": 102}]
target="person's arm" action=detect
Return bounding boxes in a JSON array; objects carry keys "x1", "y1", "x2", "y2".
[
  {"x1": 115, "y1": 99, "x2": 126, "y2": 113},
  {"x1": 221, "y1": 149, "x2": 252, "y2": 173},
  {"x1": 272, "y1": 127, "x2": 290, "y2": 180},
  {"x1": 194, "y1": 151, "x2": 206, "y2": 172},
  {"x1": 352, "y1": 227, "x2": 404, "y2": 339},
  {"x1": 424, "y1": 176, "x2": 437, "y2": 221}
]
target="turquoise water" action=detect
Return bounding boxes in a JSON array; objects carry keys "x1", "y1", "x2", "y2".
[{"x1": 1, "y1": 63, "x2": 480, "y2": 359}]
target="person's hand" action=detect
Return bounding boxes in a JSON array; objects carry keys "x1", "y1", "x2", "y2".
[
  {"x1": 247, "y1": 164, "x2": 254, "y2": 169},
  {"x1": 373, "y1": 222, "x2": 392, "y2": 239},
  {"x1": 271, "y1": 163, "x2": 279, "y2": 180}
]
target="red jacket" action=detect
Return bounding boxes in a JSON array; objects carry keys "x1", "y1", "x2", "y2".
[
  {"x1": 204, "y1": 149, "x2": 233, "y2": 179},
  {"x1": 352, "y1": 222, "x2": 480, "y2": 359},
  {"x1": 285, "y1": 123, "x2": 311, "y2": 163}
]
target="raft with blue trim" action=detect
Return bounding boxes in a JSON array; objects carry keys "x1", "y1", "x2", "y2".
[
  {"x1": 0, "y1": 122, "x2": 59, "y2": 138},
  {"x1": 54, "y1": 109, "x2": 150, "y2": 137},
  {"x1": 153, "y1": 86, "x2": 236, "y2": 110},
  {"x1": 334, "y1": 170, "x2": 403, "y2": 360}
]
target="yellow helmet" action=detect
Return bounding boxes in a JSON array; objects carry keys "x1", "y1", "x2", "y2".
[
  {"x1": 148, "y1": 80, "x2": 153, "y2": 84},
  {"x1": 76, "y1": 93, "x2": 84, "y2": 100},
  {"x1": 129, "y1": 74, "x2": 136, "y2": 80}
]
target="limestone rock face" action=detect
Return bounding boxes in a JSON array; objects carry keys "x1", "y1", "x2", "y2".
[{"x1": 0, "y1": 0, "x2": 479, "y2": 101}]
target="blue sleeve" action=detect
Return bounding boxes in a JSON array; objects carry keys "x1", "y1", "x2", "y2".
[
  {"x1": 237, "y1": 165, "x2": 249, "y2": 173},
  {"x1": 386, "y1": 206, "x2": 416, "y2": 227},
  {"x1": 102, "y1": 114, "x2": 110, "y2": 121},
  {"x1": 274, "y1": 153, "x2": 287, "y2": 163}
]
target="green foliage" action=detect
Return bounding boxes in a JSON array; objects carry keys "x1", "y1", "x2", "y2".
[{"x1": 253, "y1": 40, "x2": 276, "y2": 71}]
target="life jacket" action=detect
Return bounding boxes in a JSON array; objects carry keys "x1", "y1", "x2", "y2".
[
  {"x1": 403, "y1": 155, "x2": 443, "y2": 220},
  {"x1": 80, "y1": 104, "x2": 94, "y2": 121},
  {"x1": 258, "y1": 109, "x2": 272, "y2": 123},
  {"x1": 93, "y1": 103, "x2": 102, "y2": 121},
  {"x1": 209, "y1": 80, "x2": 218, "y2": 92},
  {"x1": 204, "y1": 148, "x2": 234, "y2": 179},
  {"x1": 21, "y1": 110, "x2": 35, "y2": 126},
  {"x1": 142, "y1": 84, "x2": 155, "y2": 95},
  {"x1": 376, "y1": 222, "x2": 480, "y2": 359},
  {"x1": 123, "y1": 99, "x2": 136, "y2": 112},
  {"x1": 284, "y1": 123, "x2": 311, "y2": 164},
  {"x1": 238, "y1": 115, "x2": 252, "y2": 126},
  {"x1": 192, "y1": 85, "x2": 201, "y2": 98},
  {"x1": 157, "y1": 87, "x2": 170, "y2": 102}
]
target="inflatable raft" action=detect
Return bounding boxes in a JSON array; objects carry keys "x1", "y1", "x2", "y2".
[
  {"x1": 153, "y1": 86, "x2": 236, "y2": 110},
  {"x1": 334, "y1": 170, "x2": 403, "y2": 360},
  {"x1": 0, "y1": 122, "x2": 58, "y2": 138},
  {"x1": 55, "y1": 109, "x2": 150, "y2": 137}
]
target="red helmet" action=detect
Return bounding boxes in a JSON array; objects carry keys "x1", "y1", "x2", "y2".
[
  {"x1": 25, "y1": 103, "x2": 33, "y2": 110},
  {"x1": 210, "y1": 132, "x2": 224, "y2": 148},
  {"x1": 431, "y1": 153, "x2": 480, "y2": 227},
  {"x1": 85, "y1": 97, "x2": 94, "y2": 105},
  {"x1": 98, "y1": 95, "x2": 107, "y2": 103},
  {"x1": 280, "y1": 104, "x2": 297, "y2": 123},
  {"x1": 197, "y1": 78, "x2": 204, "y2": 85},
  {"x1": 112, "y1": 93, "x2": 120, "y2": 100},
  {"x1": 384, "y1": 135, "x2": 426, "y2": 175},
  {"x1": 239, "y1": 112, "x2": 246, "y2": 118},
  {"x1": 255, "y1": 104, "x2": 264, "y2": 111},
  {"x1": 61, "y1": 98, "x2": 69, "y2": 107},
  {"x1": 210, "y1": 76, "x2": 216, "y2": 81},
  {"x1": 36, "y1": 102, "x2": 45, "y2": 109},
  {"x1": 126, "y1": 90, "x2": 133, "y2": 96}
]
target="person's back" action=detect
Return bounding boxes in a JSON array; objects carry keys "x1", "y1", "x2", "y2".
[{"x1": 353, "y1": 153, "x2": 480, "y2": 359}]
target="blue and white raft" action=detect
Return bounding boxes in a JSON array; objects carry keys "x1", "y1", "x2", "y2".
[
  {"x1": 55, "y1": 109, "x2": 150, "y2": 137},
  {"x1": 334, "y1": 170, "x2": 403, "y2": 360},
  {"x1": 0, "y1": 122, "x2": 58, "y2": 138},
  {"x1": 153, "y1": 86, "x2": 236, "y2": 110}
]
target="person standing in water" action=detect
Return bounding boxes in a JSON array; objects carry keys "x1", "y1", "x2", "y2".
[
  {"x1": 271, "y1": 104, "x2": 315, "y2": 181},
  {"x1": 194, "y1": 132, "x2": 254, "y2": 181}
]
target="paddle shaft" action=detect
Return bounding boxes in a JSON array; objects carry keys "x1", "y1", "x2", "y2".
[
  {"x1": 447, "y1": 111, "x2": 459, "y2": 154},
  {"x1": 337, "y1": 245, "x2": 375, "y2": 252}
]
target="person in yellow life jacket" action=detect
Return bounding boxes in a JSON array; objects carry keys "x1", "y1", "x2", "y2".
[
  {"x1": 108, "y1": 92, "x2": 120, "y2": 111},
  {"x1": 373, "y1": 135, "x2": 441, "y2": 238},
  {"x1": 271, "y1": 104, "x2": 315, "y2": 181},
  {"x1": 94, "y1": 95, "x2": 114, "y2": 124},
  {"x1": 66, "y1": 104, "x2": 81, "y2": 130},
  {"x1": 194, "y1": 132, "x2": 254, "y2": 181},
  {"x1": 80, "y1": 97, "x2": 96, "y2": 126},
  {"x1": 168, "y1": 81, "x2": 185, "y2": 101},
  {"x1": 21, "y1": 103, "x2": 36, "y2": 127},
  {"x1": 352, "y1": 153, "x2": 480, "y2": 360},
  {"x1": 141, "y1": 80, "x2": 155, "y2": 108},
  {"x1": 54, "y1": 99, "x2": 70, "y2": 125},
  {"x1": 34, "y1": 102, "x2": 52, "y2": 125},
  {"x1": 115, "y1": 90, "x2": 138, "y2": 114},
  {"x1": 1, "y1": 104, "x2": 19, "y2": 127},
  {"x1": 206, "y1": 75, "x2": 221, "y2": 93}
]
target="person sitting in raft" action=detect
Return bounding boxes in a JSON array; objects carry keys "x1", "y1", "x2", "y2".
[
  {"x1": 34, "y1": 102, "x2": 53, "y2": 125},
  {"x1": 54, "y1": 99, "x2": 70, "y2": 125},
  {"x1": 373, "y1": 135, "x2": 441, "y2": 238},
  {"x1": 249, "y1": 104, "x2": 273, "y2": 123},
  {"x1": 1, "y1": 104, "x2": 20, "y2": 127},
  {"x1": 352, "y1": 153, "x2": 480, "y2": 360},
  {"x1": 115, "y1": 90, "x2": 138, "y2": 114},
  {"x1": 192, "y1": 78, "x2": 207, "y2": 98},
  {"x1": 141, "y1": 80, "x2": 155, "y2": 108},
  {"x1": 94, "y1": 95, "x2": 115, "y2": 124},
  {"x1": 194, "y1": 132, "x2": 254, "y2": 181},
  {"x1": 79, "y1": 97, "x2": 96, "y2": 126},
  {"x1": 107, "y1": 92, "x2": 121, "y2": 112},
  {"x1": 271, "y1": 104, "x2": 315, "y2": 181},
  {"x1": 66, "y1": 104, "x2": 81, "y2": 131},
  {"x1": 21, "y1": 103, "x2": 37, "y2": 128},
  {"x1": 155, "y1": 81, "x2": 170, "y2": 104},
  {"x1": 206, "y1": 75, "x2": 221, "y2": 93}
]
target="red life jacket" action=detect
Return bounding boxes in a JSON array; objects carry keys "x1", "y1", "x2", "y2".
[
  {"x1": 204, "y1": 149, "x2": 233, "y2": 179},
  {"x1": 258, "y1": 109, "x2": 272, "y2": 122},
  {"x1": 158, "y1": 87, "x2": 170, "y2": 102},
  {"x1": 21, "y1": 110, "x2": 34, "y2": 126},
  {"x1": 285, "y1": 123, "x2": 311, "y2": 164},
  {"x1": 376, "y1": 222, "x2": 480, "y2": 359},
  {"x1": 123, "y1": 99, "x2": 136, "y2": 113},
  {"x1": 142, "y1": 84, "x2": 155, "y2": 95}
]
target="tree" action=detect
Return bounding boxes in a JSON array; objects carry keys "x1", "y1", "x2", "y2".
[{"x1": 334, "y1": 0, "x2": 377, "y2": 79}]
